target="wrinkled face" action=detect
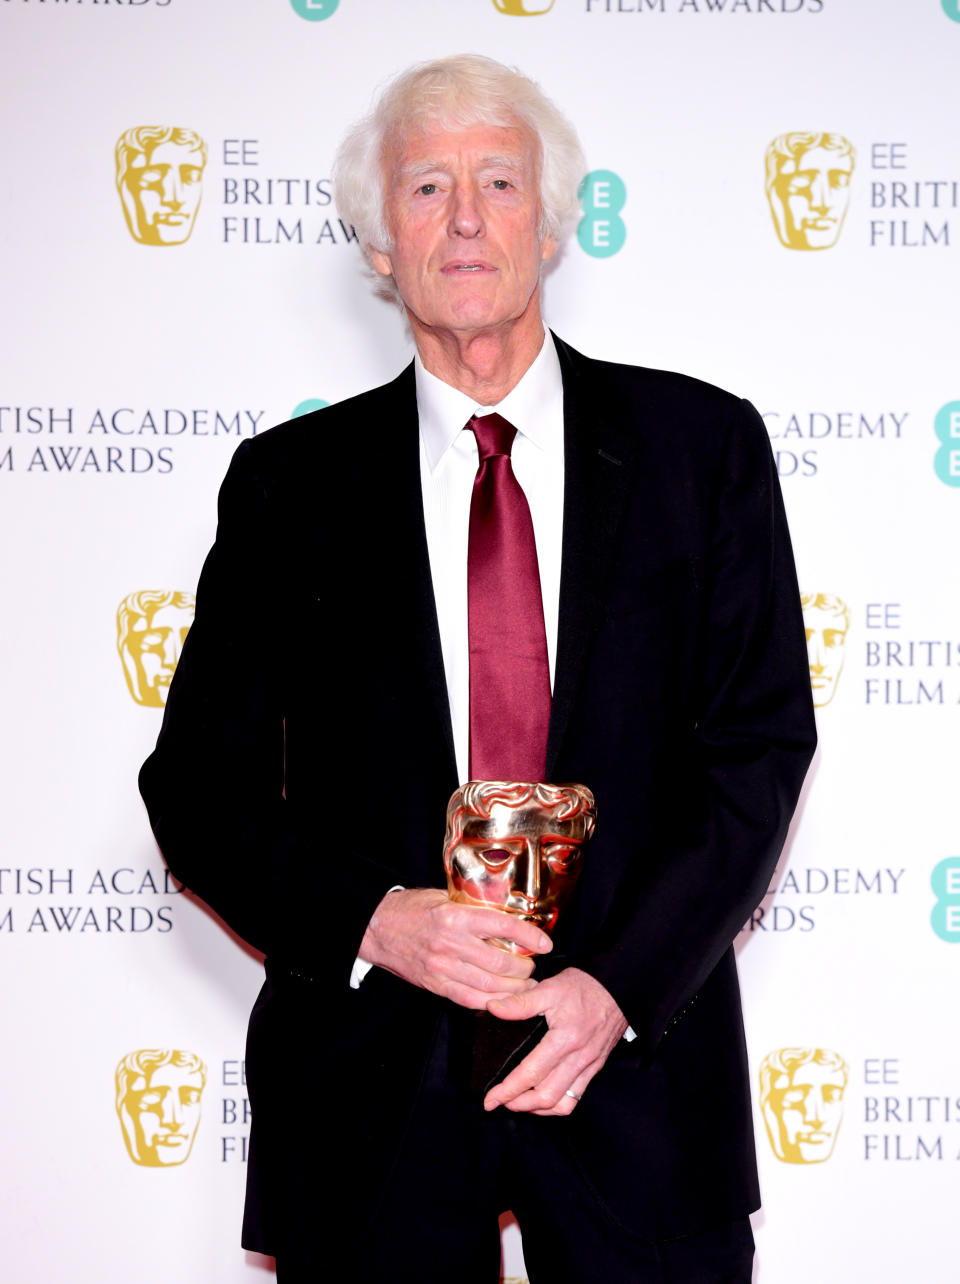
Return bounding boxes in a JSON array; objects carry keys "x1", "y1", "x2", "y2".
[
  {"x1": 772, "y1": 146, "x2": 853, "y2": 250},
  {"x1": 126, "y1": 602, "x2": 194, "y2": 706},
  {"x1": 127, "y1": 1065, "x2": 203, "y2": 1166},
  {"x1": 371, "y1": 119, "x2": 556, "y2": 339},
  {"x1": 123, "y1": 141, "x2": 205, "y2": 245},
  {"x1": 766, "y1": 1062, "x2": 846, "y2": 1164},
  {"x1": 444, "y1": 798, "x2": 589, "y2": 948},
  {"x1": 803, "y1": 604, "x2": 848, "y2": 707}
]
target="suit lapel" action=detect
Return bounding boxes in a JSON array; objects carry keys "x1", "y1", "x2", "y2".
[{"x1": 546, "y1": 335, "x2": 644, "y2": 778}]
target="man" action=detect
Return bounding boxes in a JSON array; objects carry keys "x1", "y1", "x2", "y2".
[
  {"x1": 115, "y1": 126, "x2": 207, "y2": 246},
  {"x1": 139, "y1": 56, "x2": 816, "y2": 1281},
  {"x1": 765, "y1": 132, "x2": 855, "y2": 250}
]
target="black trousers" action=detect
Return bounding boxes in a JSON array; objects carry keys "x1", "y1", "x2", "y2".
[{"x1": 277, "y1": 1014, "x2": 754, "y2": 1283}]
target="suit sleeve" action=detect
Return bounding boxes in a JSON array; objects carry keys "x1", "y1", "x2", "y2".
[
  {"x1": 579, "y1": 398, "x2": 816, "y2": 1056},
  {"x1": 138, "y1": 439, "x2": 398, "y2": 983}
]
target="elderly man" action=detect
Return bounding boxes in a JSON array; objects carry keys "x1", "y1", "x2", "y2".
[{"x1": 140, "y1": 55, "x2": 816, "y2": 1283}]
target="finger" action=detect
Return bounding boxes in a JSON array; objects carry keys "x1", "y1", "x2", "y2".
[
  {"x1": 483, "y1": 1026, "x2": 580, "y2": 1110},
  {"x1": 455, "y1": 906, "x2": 553, "y2": 957},
  {"x1": 427, "y1": 956, "x2": 538, "y2": 1009},
  {"x1": 485, "y1": 986, "x2": 547, "y2": 1022},
  {"x1": 528, "y1": 1058, "x2": 604, "y2": 1117}
]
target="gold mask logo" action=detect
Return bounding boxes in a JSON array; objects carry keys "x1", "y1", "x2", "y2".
[
  {"x1": 116, "y1": 127, "x2": 208, "y2": 245},
  {"x1": 759, "y1": 1047, "x2": 848, "y2": 1164},
  {"x1": 765, "y1": 133, "x2": 855, "y2": 250},
  {"x1": 801, "y1": 592, "x2": 849, "y2": 707},
  {"x1": 117, "y1": 590, "x2": 195, "y2": 707},
  {"x1": 115, "y1": 1049, "x2": 207, "y2": 1167},
  {"x1": 492, "y1": 0, "x2": 554, "y2": 12}
]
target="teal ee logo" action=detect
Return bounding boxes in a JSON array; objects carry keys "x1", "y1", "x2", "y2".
[
  {"x1": 290, "y1": 0, "x2": 339, "y2": 20},
  {"x1": 933, "y1": 402, "x2": 960, "y2": 486},
  {"x1": 942, "y1": 0, "x2": 960, "y2": 22},
  {"x1": 577, "y1": 170, "x2": 626, "y2": 259},
  {"x1": 292, "y1": 399, "x2": 329, "y2": 418},
  {"x1": 930, "y1": 858, "x2": 960, "y2": 941}
]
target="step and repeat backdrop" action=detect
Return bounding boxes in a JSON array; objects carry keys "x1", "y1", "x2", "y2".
[{"x1": 2, "y1": 1, "x2": 958, "y2": 1280}]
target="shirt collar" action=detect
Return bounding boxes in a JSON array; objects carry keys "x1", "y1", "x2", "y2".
[{"x1": 416, "y1": 329, "x2": 563, "y2": 474}]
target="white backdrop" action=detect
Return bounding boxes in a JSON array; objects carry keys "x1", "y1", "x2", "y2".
[{"x1": 2, "y1": 1, "x2": 959, "y2": 1280}]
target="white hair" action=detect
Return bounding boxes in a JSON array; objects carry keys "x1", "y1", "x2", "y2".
[{"x1": 333, "y1": 54, "x2": 586, "y2": 266}]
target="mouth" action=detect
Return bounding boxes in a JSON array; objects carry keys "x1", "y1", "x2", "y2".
[{"x1": 442, "y1": 262, "x2": 495, "y2": 275}]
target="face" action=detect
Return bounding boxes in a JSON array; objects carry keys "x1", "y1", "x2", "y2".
[
  {"x1": 444, "y1": 798, "x2": 589, "y2": 950},
  {"x1": 126, "y1": 602, "x2": 194, "y2": 706},
  {"x1": 803, "y1": 603, "x2": 848, "y2": 707},
  {"x1": 370, "y1": 119, "x2": 556, "y2": 342},
  {"x1": 123, "y1": 141, "x2": 205, "y2": 245},
  {"x1": 767, "y1": 1061, "x2": 846, "y2": 1163},
  {"x1": 127, "y1": 1065, "x2": 203, "y2": 1166},
  {"x1": 773, "y1": 146, "x2": 853, "y2": 249}
]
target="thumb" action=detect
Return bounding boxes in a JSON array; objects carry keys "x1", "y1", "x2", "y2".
[{"x1": 487, "y1": 989, "x2": 540, "y2": 1020}]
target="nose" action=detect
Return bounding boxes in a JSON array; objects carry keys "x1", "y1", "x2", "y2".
[
  {"x1": 160, "y1": 1090, "x2": 183, "y2": 1130},
  {"x1": 809, "y1": 172, "x2": 830, "y2": 214},
  {"x1": 808, "y1": 634, "x2": 825, "y2": 674},
  {"x1": 160, "y1": 169, "x2": 184, "y2": 209},
  {"x1": 448, "y1": 180, "x2": 484, "y2": 239},
  {"x1": 802, "y1": 1089, "x2": 825, "y2": 1128},
  {"x1": 161, "y1": 630, "x2": 182, "y2": 670},
  {"x1": 512, "y1": 841, "x2": 540, "y2": 906}
]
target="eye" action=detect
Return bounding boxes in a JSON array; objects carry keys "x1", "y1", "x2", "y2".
[
  {"x1": 545, "y1": 845, "x2": 577, "y2": 873},
  {"x1": 417, "y1": 183, "x2": 437, "y2": 196},
  {"x1": 480, "y1": 848, "x2": 513, "y2": 867},
  {"x1": 491, "y1": 179, "x2": 511, "y2": 191}
]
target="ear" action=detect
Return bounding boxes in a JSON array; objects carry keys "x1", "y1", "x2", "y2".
[
  {"x1": 369, "y1": 247, "x2": 394, "y2": 278},
  {"x1": 540, "y1": 233, "x2": 558, "y2": 264}
]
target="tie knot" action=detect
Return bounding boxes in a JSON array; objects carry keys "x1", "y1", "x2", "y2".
[{"x1": 469, "y1": 413, "x2": 517, "y2": 462}]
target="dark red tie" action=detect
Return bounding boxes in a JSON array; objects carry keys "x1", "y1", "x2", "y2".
[{"x1": 467, "y1": 413, "x2": 551, "y2": 782}]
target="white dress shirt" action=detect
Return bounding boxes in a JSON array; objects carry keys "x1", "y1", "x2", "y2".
[{"x1": 416, "y1": 329, "x2": 565, "y2": 784}]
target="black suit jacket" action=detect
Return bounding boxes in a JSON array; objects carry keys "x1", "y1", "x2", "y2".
[{"x1": 139, "y1": 335, "x2": 816, "y2": 1256}]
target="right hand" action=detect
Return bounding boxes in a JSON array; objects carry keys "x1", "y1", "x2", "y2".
[{"x1": 358, "y1": 887, "x2": 552, "y2": 1010}]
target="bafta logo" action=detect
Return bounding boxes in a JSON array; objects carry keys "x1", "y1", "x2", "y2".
[
  {"x1": 765, "y1": 133, "x2": 855, "y2": 250},
  {"x1": 115, "y1": 127, "x2": 208, "y2": 245},
  {"x1": 801, "y1": 592, "x2": 849, "y2": 708},
  {"x1": 115, "y1": 1049, "x2": 207, "y2": 1167},
  {"x1": 492, "y1": 0, "x2": 555, "y2": 12},
  {"x1": 759, "y1": 1047, "x2": 848, "y2": 1164},
  {"x1": 117, "y1": 591, "x2": 195, "y2": 707}
]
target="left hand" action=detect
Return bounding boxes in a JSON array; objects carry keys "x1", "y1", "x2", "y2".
[{"x1": 482, "y1": 967, "x2": 628, "y2": 1116}]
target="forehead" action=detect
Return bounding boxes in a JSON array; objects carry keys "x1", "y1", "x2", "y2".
[
  {"x1": 135, "y1": 1065, "x2": 201, "y2": 1092},
  {"x1": 779, "y1": 1062, "x2": 845, "y2": 1090},
  {"x1": 137, "y1": 140, "x2": 204, "y2": 169},
  {"x1": 787, "y1": 146, "x2": 852, "y2": 175},
  {"x1": 460, "y1": 799, "x2": 586, "y2": 840},
  {"x1": 383, "y1": 118, "x2": 539, "y2": 178},
  {"x1": 802, "y1": 603, "x2": 847, "y2": 626}
]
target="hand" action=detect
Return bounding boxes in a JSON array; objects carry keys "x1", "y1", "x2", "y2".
[
  {"x1": 482, "y1": 967, "x2": 627, "y2": 1115},
  {"x1": 358, "y1": 888, "x2": 553, "y2": 1011}
]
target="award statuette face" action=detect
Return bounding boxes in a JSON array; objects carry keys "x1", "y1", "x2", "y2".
[
  {"x1": 443, "y1": 781, "x2": 597, "y2": 953},
  {"x1": 442, "y1": 781, "x2": 596, "y2": 1094}
]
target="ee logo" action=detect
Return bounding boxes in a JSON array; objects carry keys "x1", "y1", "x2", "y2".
[
  {"x1": 290, "y1": 0, "x2": 339, "y2": 20},
  {"x1": 292, "y1": 399, "x2": 330, "y2": 418},
  {"x1": 942, "y1": 0, "x2": 960, "y2": 21},
  {"x1": 933, "y1": 402, "x2": 960, "y2": 487},
  {"x1": 578, "y1": 170, "x2": 626, "y2": 258},
  {"x1": 930, "y1": 858, "x2": 960, "y2": 942}
]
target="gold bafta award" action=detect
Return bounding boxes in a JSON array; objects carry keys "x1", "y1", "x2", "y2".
[{"x1": 442, "y1": 781, "x2": 596, "y2": 1092}]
